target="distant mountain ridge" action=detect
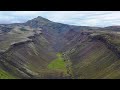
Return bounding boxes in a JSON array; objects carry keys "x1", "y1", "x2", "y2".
[{"x1": 0, "y1": 16, "x2": 120, "y2": 32}]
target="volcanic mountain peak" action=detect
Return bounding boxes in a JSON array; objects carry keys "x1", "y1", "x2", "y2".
[
  {"x1": 33, "y1": 16, "x2": 51, "y2": 22},
  {"x1": 24, "y1": 16, "x2": 53, "y2": 28},
  {"x1": 26, "y1": 16, "x2": 52, "y2": 24}
]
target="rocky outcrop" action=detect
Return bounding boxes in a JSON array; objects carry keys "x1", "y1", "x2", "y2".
[{"x1": 0, "y1": 26, "x2": 12, "y2": 33}]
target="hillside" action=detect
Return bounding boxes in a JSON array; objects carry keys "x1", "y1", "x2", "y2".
[
  {"x1": 62, "y1": 31, "x2": 120, "y2": 79},
  {"x1": 0, "y1": 16, "x2": 120, "y2": 79}
]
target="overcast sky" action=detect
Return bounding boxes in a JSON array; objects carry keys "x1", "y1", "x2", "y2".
[{"x1": 0, "y1": 11, "x2": 120, "y2": 27}]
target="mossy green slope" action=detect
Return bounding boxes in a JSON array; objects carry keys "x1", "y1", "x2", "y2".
[
  {"x1": 0, "y1": 69, "x2": 15, "y2": 79},
  {"x1": 48, "y1": 53, "x2": 68, "y2": 75}
]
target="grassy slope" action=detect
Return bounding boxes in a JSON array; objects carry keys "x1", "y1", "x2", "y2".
[
  {"x1": 0, "y1": 34, "x2": 58, "y2": 79},
  {"x1": 66, "y1": 36, "x2": 120, "y2": 79},
  {"x1": 0, "y1": 69, "x2": 15, "y2": 79},
  {"x1": 48, "y1": 53, "x2": 68, "y2": 75}
]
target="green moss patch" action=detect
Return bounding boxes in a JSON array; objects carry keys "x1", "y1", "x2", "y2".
[
  {"x1": 0, "y1": 69, "x2": 15, "y2": 79},
  {"x1": 48, "y1": 53, "x2": 67, "y2": 75}
]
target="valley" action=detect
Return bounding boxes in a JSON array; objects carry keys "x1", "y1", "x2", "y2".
[{"x1": 0, "y1": 16, "x2": 120, "y2": 79}]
